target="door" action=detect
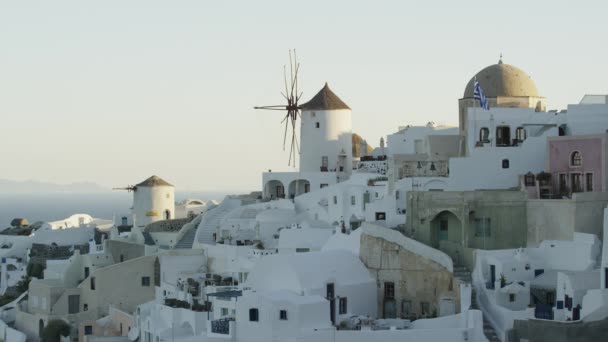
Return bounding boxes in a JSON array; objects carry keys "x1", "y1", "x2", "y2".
[
  {"x1": 573, "y1": 306, "x2": 580, "y2": 320},
  {"x1": 490, "y1": 265, "x2": 496, "y2": 289},
  {"x1": 327, "y1": 283, "x2": 335, "y2": 325},
  {"x1": 439, "y1": 219, "x2": 448, "y2": 241},
  {"x1": 605, "y1": 268, "x2": 608, "y2": 289},
  {"x1": 383, "y1": 299, "x2": 396, "y2": 318}
]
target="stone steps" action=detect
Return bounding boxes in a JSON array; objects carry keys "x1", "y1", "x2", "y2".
[
  {"x1": 471, "y1": 288, "x2": 501, "y2": 342},
  {"x1": 174, "y1": 227, "x2": 197, "y2": 249}
]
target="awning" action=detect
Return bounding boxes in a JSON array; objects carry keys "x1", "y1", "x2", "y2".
[{"x1": 206, "y1": 290, "x2": 242, "y2": 298}]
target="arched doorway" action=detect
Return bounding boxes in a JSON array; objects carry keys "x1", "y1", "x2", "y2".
[
  {"x1": 264, "y1": 180, "x2": 285, "y2": 199},
  {"x1": 39, "y1": 319, "x2": 44, "y2": 337},
  {"x1": 164, "y1": 210, "x2": 171, "y2": 220},
  {"x1": 430, "y1": 211, "x2": 462, "y2": 263},
  {"x1": 288, "y1": 179, "x2": 311, "y2": 198}
]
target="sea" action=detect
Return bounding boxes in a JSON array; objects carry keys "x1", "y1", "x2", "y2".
[{"x1": 0, "y1": 191, "x2": 233, "y2": 229}]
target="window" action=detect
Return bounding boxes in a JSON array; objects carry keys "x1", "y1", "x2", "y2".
[
  {"x1": 141, "y1": 276, "x2": 151, "y2": 287},
  {"x1": 221, "y1": 308, "x2": 229, "y2": 316},
  {"x1": 121, "y1": 217, "x2": 128, "y2": 226},
  {"x1": 474, "y1": 218, "x2": 491, "y2": 237},
  {"x1": 295, "y1": 248, "x2": 310, "y2": 253},
  {"x1": 83, "y1": 304, "x2": 88, "y2": 311},
  {"x1": 333, "y1": 196, "x2": 337, "y2": 205},
  {"x1": 90, "y1": 277, "x2": 96, "y2": 290},
  {"x1": 395, "y1": 191, "x2": 400, "y2": 200},
  {"x1": 315, "y1": 122, "x2": 320, "y2": 128},
  {"x1": 84, "y1": 325, "x2": 93, "y2": 335},
  {"x1": 384, "y1": 282, "x2": 395, "y2": 299},
  {"x1": 120, "y1": 254, "x2": 124, "y2": 262},
  {"x1": 339, "y1": 297, "x2": 348, "y2": 314},
  {"x1": 351, "y1": 196, "x2": 356, "y2": 205},
  {"x1": 311, "y1": 112, "x2": 316, "y2": 117},
  {"x1": 326, "y1": 283, "x2": 335, "y2": 299},
  {"x1": 502, "y1": 159, "x2": 510, "y2": 169},
  {"x1": 375, "y1": 212, "x2": 386, "y2": 221},
  {"x1": 320, "y1": 183, "x2": 328, "y2": 188},
  {"x1": 524, "y1": 173, "x2": 535, "y2": 186},
  {"x1": 571, "y1": 151, "x2": 582, "y2": 166},
  {"x1": 586, "y1": 173, "x2": 593, "y2": 191},
  {"x1": 496, "y1": 126, "x2": 511, "y2": 146},
  {"x1": 509, "y1": 293, "x2": 516, "y2": 302},
  {"x1": 571, "y1": 173, "x2": 583, "y2": 193},
  {"x1": 420, "y1": 302, "x2": 430, "y2": 316},
  {"x1": 322, "y1": 156, "x2": 329, "y2": 168},
  {"x1": 249, "y1": 308, "x2": 259, "y2": 322},
  {"x1": 479, "y1": 127, "x2": 490, "y2": 143},
  {"x1": 515, "y1": 127, "x2": 526, "y2": 142},
  {"x1": 279, "y1": 309, "x2": 288, "y2": 320},
  {"x1": 84, "y1": 267, "x2": 90, "y2": 278}
]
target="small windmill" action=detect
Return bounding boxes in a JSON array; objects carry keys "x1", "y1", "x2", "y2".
[{"x1": 255, "y1": 49, "x2": 303, "y2": 167}]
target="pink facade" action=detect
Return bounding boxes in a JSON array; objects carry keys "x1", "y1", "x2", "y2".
[{"x1": 548, "y1": 134, "x2": 608, "y2": 196}]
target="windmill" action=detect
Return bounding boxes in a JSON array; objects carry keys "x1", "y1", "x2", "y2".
[{"x1": 254, "y1": 49, "x2": 303, "y2": 167}]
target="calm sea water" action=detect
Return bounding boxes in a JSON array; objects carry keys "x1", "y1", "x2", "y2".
[{"x1": 0, "y1": 191, "x2": 232, "y2": 228}]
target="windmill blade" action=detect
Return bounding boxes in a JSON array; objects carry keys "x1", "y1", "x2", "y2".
[
  {"x1": 254, "y1": 105, "x2": 287, "y2": 110},
  {"x1": 282, "y1": 117, "x2": 289, "y2": 150},
  {"x1": 289, "y1": 50, "x2": 294, "y2": 97},
  {"x1": 291, "y1": 62, "x2": 300, "y2": 98},
  {"x1": 283, "y1": 65, "x2": 290, "y2": 100}
]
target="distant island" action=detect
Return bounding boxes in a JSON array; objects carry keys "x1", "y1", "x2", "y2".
[{"x1": 0, "y1": 178, "x2": 109, "y2": 194}]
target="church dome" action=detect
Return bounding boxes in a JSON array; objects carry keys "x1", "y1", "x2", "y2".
[{"x1": 463, "y1": 60, "x2": 540, "y2": 98}]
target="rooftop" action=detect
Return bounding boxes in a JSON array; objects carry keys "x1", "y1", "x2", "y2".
[{"x1": 300, "y1": 83, "x2": 350, "y2": 111}]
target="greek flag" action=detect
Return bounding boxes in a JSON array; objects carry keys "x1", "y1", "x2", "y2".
[{"x1": 473, "y1": 78, "x2": 489, "y2": 110}]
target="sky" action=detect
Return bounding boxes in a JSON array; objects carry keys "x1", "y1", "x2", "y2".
[{"x1": 1, "y1": 0, "x2": 607, "y2": 192}]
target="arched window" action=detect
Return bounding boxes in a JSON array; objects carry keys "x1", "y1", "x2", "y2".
[
  {"x1": 479, "y1": 127, "x2": 490, "y2": 143},
  {"x1": 571, "y1": 151, "x2": 582, "y2": 166},
  {"x1": 496, "y1": 126, "x2": 511, "y2": 147},
  {"x1": 515, "y1": 127, "x2": 526, "y2": 142}
]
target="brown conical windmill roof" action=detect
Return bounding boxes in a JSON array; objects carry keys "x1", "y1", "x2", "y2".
[
  {"x1": 300, "y1": 83, "x2": 351, "y2": 111},
  {"x1": 136, "y1": 175, "x2": 174, "y2": 187}
]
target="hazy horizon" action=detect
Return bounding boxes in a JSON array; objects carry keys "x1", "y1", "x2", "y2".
[{"x1": 2, "y1": 0, "x2": 608, "y2": 191}]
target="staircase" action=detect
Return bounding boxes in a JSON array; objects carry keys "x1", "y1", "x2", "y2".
[
  {"x1": 174, "y1": 227, "x2": 197, "y2": 249},
  {"x1": 195, "y1": 198, "x2": 241, "y2": 245},
  {"x1": 454, "y1": 266, "x2": 501, "y2": 342},
  {"x1": 471, "y1": 287, "x2": 501, "y2": 342}
]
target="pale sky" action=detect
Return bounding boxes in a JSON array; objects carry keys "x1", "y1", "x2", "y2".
[{"x1": 1, "y1": 0, "x2": 607, "y2": 192}]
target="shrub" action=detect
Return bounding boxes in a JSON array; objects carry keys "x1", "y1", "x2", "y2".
[
  {"x1": 41, "y1": 319, "x2": 71, "y2": 342},
  {"x1": 26, "y1": 262, "x2": 44, "y2": 279}
]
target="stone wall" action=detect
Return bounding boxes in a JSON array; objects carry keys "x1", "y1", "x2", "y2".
[
  {"x1": 359, "y1": 232, "x2": 458, "y2": 319},
  {"x1": 407, "y1": 190, "x2": 528, "y2": 269},
  {"x1": 508, "y1": 318, "x2": 608, "y2": 342}
]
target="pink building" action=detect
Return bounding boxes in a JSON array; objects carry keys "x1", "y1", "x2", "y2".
[{"x1": 548, "y1": 134, "x2": 608, "y2": 197}]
